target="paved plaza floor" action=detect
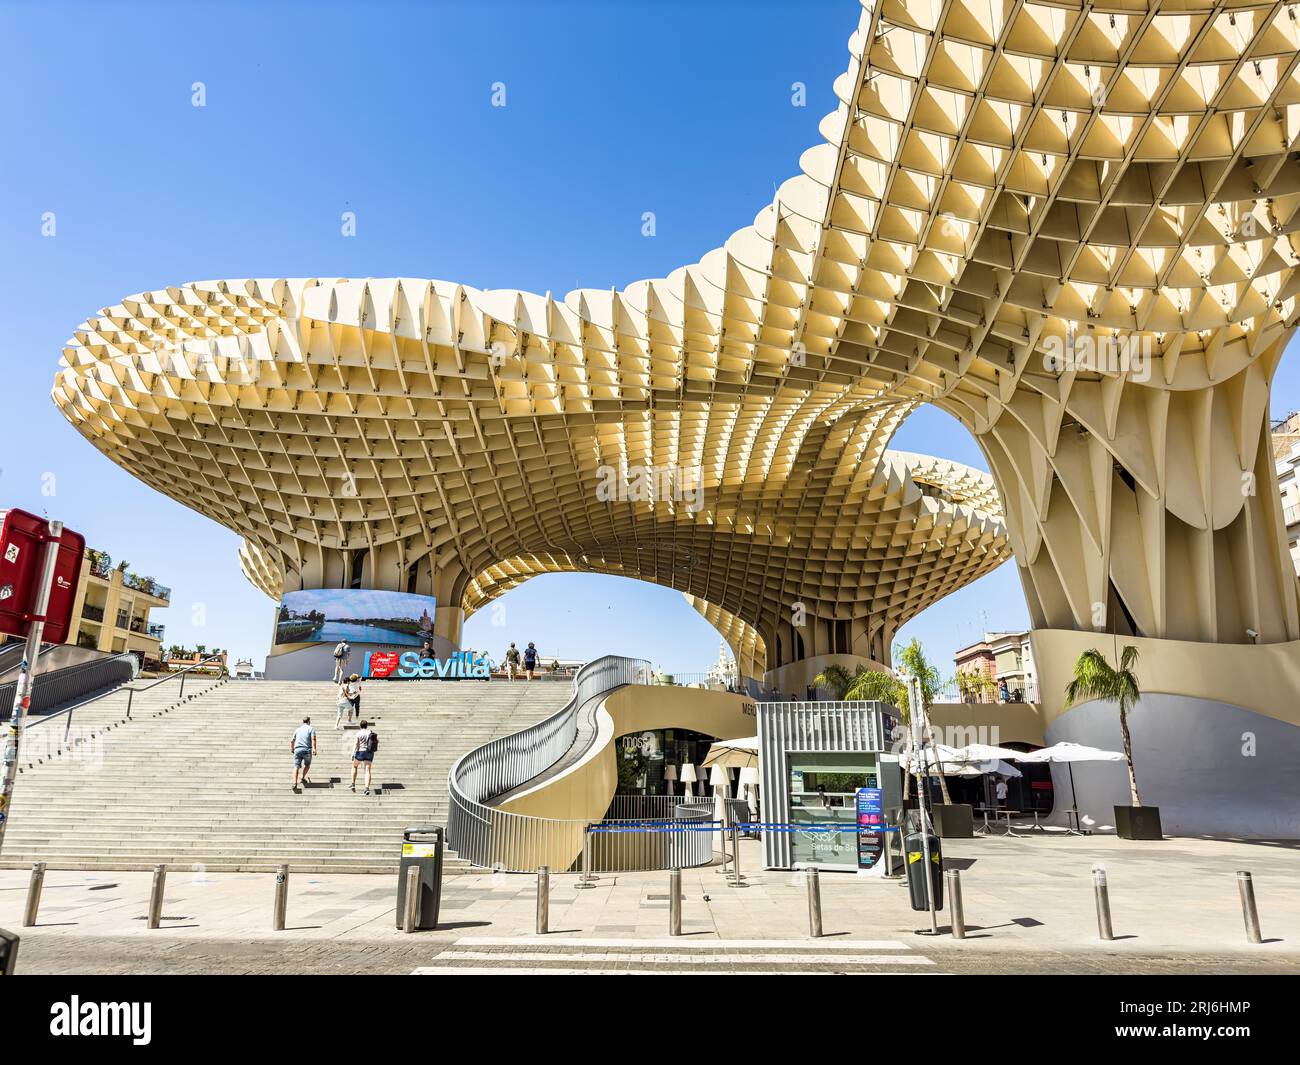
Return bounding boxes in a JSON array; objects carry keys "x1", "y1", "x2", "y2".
[{"x1": 2, "y1": 834, "x2": 1298, "y2": 974}]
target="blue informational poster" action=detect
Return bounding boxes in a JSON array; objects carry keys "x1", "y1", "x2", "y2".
[{"x1": 856, "y1": 786, "x2": 885, "y2": 869}]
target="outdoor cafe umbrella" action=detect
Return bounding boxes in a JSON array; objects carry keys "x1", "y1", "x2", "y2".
[
  {"x1": 950, "y1": 742, "x2": 1026, "y2": 763},
  {"x1": 941, "y1": 758, "x2": 1022, "y2": 778},
  {"x1": 1011, "y1": 742, "x2": 1125, "y2": 830},
  {"x1": 702, "y1": 736, "x2": 759, "y2": 770},
  {"x1": 904, "y1": 741, "x2": 963, "y2": 772}
]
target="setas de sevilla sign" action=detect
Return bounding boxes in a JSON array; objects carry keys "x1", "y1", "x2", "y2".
[
  {"x1": 363, "y1": 650, "x2": 491, "y2": 679},
  {"x1": 0, "y1": 509, "x2": 85, "y2": 644}
]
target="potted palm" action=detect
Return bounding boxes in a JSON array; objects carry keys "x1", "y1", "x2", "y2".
[{"x1": 1065, "y1": 645, "x2": 1160, "y2": 840}]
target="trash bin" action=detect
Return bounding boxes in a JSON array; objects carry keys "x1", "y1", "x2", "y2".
[
  {"x1": 904, "y1": 829, "x2": 943, "y2": 911},
  {"x1": 0, "y1": 928, "x2": 18, "y2": 976},
  {"x1": 396, "y1": 825, "x2": 444, "y2": 930}
]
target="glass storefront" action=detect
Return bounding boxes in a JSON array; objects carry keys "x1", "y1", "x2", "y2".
[
  {"x1": 788, "y1": 751, "x2": 881, "y2": 868},
  {"x1": 617, "y1": 727, "x2": 718, "y2": 794}
]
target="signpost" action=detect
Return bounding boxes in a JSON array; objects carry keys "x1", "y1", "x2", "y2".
[
  {"x1": 905, "y1": 672, "x2": 940, "y2": 935},
  {"x1": 855, "y1": 784, "x2": 885, "y2": 872},
  {"x1": 0, "y1": 511, "x2": 83, "y2": 857}
]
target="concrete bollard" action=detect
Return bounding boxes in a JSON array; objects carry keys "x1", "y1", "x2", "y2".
[
  {"x1": 536, "y1": 866, "x2": 550, "y2": 935},
  {"x1": 401, "y1": 865, "x2": 420, "y2": 934},
  {"x1": 807, "y1": 866, "x2": 823, "y2": 938},
  {"x1": 1237, "y1": 871, "x2": 1262, "y2": 944},
  {"x1": 23, "y1": 862, "x2": 45, "y2": 928},
  {"x1": 576, "y1": 827, "x2": 595, "y2": 889},
  {"x1": 1093, "y1": 866, "x2": 1114, "y2": 941},
  {"x1": 273, "y1": 864, "x2": 289, "y2": 932},
  {"x1": 945, "y1": 869, "x2": 966, "y2": 939},
  {"x1": 728, "y1": 825, "x2": 743, "y2": 886},
  {"x1": 669, "y1": 868, "x2": 682, "y2": 936},
  {"x1": 147, "y1": 864, "x2": 167, "y2": 930}
]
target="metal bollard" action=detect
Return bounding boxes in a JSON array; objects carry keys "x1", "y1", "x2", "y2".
[
  {"x1": 669, "y1": 868, "x2": 682, "y2": 936},
  {"x1": 536, "y1": 866, "x2": 550, "y2": 935},
  {"x1": 945, "y1": 869, "x2": 965, "y2": 939},
  {"x1": 807, "y1": 866, "x2": 823, "y2": 938},
  {"x1": 728, "y1": 824, "x2": 743, "y2": 886},
  {"x1": 1093, "y1": 866, "x2": 1114, "y2": 941},
  {"x1": 1237, "y1": 871, "x2": 1262, "y2": 944},
  {"x1": 273, "y1": 864, "x2": 289, "y2": 931},
  {"x1": 147, "y1": 864, "x2": 167, "y2": 930},
  {"x1": 577, "y1": 826, "x2": 595, "y2": 889},
  {"x1": 401, "y1": 865, "x2": 420, "y2": 933},
  {"x1": 23, "y1": 862, "x2": 46, "y2": 928}
]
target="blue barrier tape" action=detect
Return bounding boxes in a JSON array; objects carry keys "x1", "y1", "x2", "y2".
[
  {"x1": 585, "y1": 821, "x2": 899, "y2": 835},
  {"x1": 587, "y1": 822, "x2": 722, "y2": 834},
  {"x1": 738, "y1": 827, "x2": 899, "y2": 832}
]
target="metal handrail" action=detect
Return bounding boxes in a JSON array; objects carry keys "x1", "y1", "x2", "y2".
[
  {"x1": 120, "y1": 653, "x2": 226, "y2": 716},
  {"x1": 605, "y1": 794, "x2": 749, "y2": 824},
  {"x1": 447, "y1": 654, "x2": 653, "y2": 871},
  {"x1": 2, "y1": 653, "x2": 139, "y2": 724}
]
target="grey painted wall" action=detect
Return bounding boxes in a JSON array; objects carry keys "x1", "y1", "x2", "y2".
[{"x1": 1046, "y1": 693, "x2": 1300, "y2": 838}]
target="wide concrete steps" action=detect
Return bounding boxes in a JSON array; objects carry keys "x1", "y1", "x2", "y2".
[{"x1": 0, "y1": 679, "x2": 571, "y2": 874}]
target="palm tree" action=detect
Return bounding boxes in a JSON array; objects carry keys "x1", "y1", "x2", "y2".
[
  {"x1": 1065, "y1": 645, "x2": 1142, "y2": 806},
  {"x1": 844, "y1": 667, "x2": 906, "y2": 709},
  {"x1": 810, "y1": 663, "x2": 856, "y2": 700},
  {"x1": 895, "y1": 638, "x2": 955, "y2": 805}
]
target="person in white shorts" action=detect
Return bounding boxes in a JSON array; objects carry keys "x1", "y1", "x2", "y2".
[
  {"x1": 350, "y1": 720, "x2": 378, "y2": 796},
  {"x1": 335, "y1": 680, "x2": 351, "y2": 729}
]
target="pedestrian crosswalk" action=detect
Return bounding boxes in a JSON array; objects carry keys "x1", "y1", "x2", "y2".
[{"x1": 412, "y1": 936, "x2": 947, "y2": 975}]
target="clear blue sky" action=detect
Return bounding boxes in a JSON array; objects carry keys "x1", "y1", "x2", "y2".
[{"x1": 3, "y1": 1, "x2": 1298, "y2": 677}]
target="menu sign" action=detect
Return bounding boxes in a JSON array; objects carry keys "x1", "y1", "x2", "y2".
[{"x1": 856, "y1": 786, "x2": 885, "y2": 870}]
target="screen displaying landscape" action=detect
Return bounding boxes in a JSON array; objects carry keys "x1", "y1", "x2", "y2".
[{"x1": 274, "y1": 588, "x2": 437, "y2": 647}]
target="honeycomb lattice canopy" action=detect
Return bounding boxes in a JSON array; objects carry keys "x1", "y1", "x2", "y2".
[{"x1": 54, "y1": 0, "x2": 1300, "y2": 673}]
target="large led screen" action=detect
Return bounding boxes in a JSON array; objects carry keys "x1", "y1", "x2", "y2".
[{"x1": 274, "y1": 588, "x2": 437, "y2": 647}]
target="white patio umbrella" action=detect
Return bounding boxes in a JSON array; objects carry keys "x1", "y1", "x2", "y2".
[
  {"x1": 942, "y1": 758, "x2": 1022, "y2": 778},
  {"x1": 1013, "y1": 742, "x2": 1126, "y2": 764},
  {"x1": 950, "y1": 742, "x2": 1027, "y2": 763},
  {"x1": 1012, "y1": 742, "x2": 1125, "y2": 830},
  {"x1": 903, "y1": 742, "x2": 964, "y2": 773},
  {"x1": 702, "y1": 736, "x2": 759, "y2": 769}
]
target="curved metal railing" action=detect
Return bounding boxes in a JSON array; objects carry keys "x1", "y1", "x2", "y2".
[{"x1": 447, "y1": 654, "x2": 656, "y2": 871}]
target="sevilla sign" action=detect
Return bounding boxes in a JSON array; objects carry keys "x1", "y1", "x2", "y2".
[{"x1": 0, "y1": 510, "x2": 85, "y2": 644}]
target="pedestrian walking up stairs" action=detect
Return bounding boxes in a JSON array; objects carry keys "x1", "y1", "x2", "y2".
[
  {"x1": 411, "y1": 937, "x2": 946, "y2": 975},
  {"x1": 0, "y1": 679, "x2": 571, "y2": 874}
]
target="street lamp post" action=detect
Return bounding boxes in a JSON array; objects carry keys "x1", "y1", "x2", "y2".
[
  {"x1": 0, "y1": 520, "x2": 64, "y2": 857},
  {"x1": 905, "y1": 672, "x2": 940, "y2": 935}
]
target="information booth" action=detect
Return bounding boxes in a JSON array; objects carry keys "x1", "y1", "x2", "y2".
[{"x1": 757, "y1": 701, "x2": 902, "y2": 871}]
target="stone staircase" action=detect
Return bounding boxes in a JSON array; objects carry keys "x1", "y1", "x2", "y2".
[{"x1": 0, "y1": 678, "x2": 572, "y2": 874}]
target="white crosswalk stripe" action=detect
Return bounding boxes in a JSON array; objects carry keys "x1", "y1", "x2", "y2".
[
  {"x1": 412, "y1": 937, "x2": 949, "y2": 975},
  {"x1": 412, "y1": 967, "x2": 937, "y2": 976}
]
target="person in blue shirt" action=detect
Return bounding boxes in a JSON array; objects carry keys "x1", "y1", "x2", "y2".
[
  {"x1": 290, "y1": 716, "x2": 317, "y2": 792},
  {"x1": 523, "y1": 642, "x2": 539, "y2": 680}
]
